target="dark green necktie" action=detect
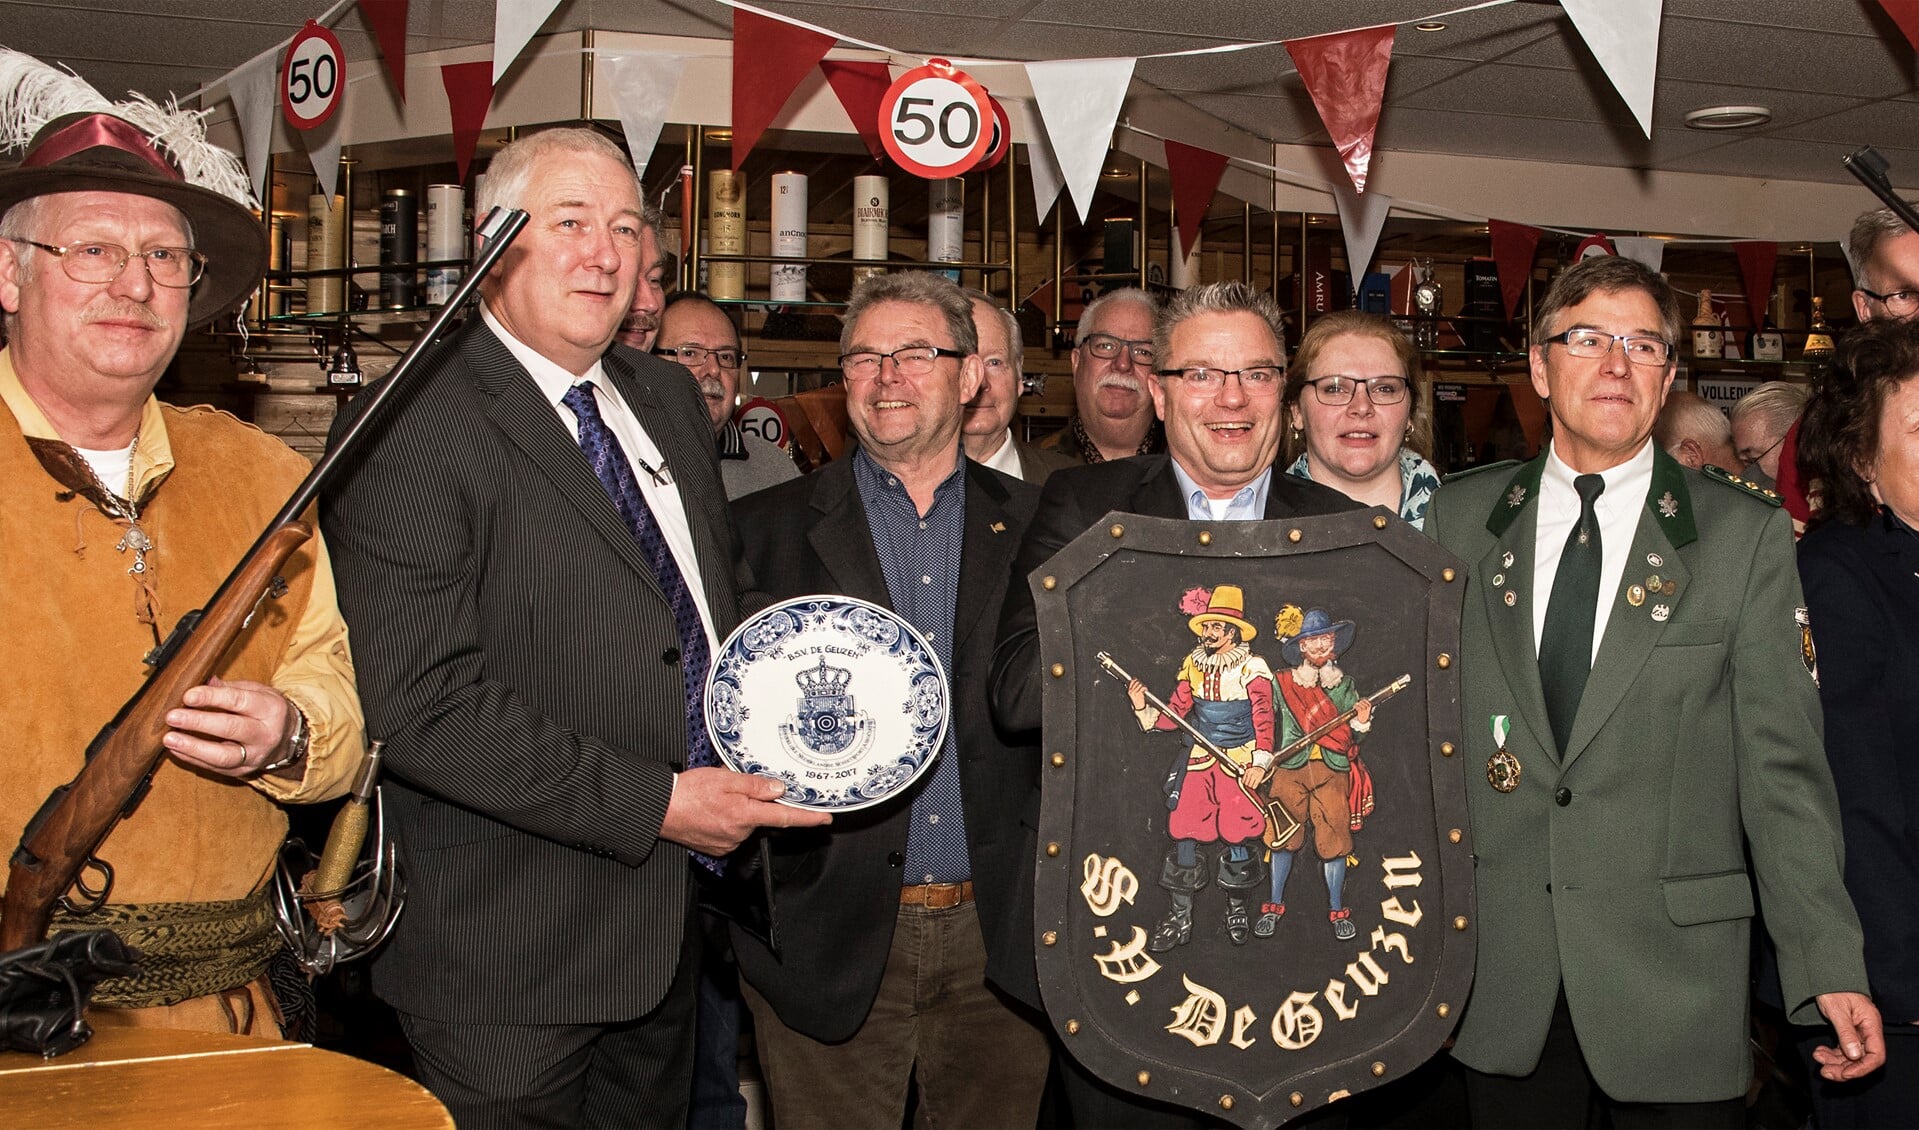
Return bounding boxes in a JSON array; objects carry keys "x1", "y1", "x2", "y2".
[{"x1": 1538, "y1": 473, "x2": 1606, "y2": 754}]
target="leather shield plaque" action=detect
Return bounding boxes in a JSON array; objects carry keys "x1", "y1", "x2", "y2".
[{"x1": 1032, "y1": 508, "x2": 1473, "y2": 1127}]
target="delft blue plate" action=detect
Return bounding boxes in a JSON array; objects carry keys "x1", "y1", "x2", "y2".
[{"x1": 705, "y1": 595, "x2": 949, "y2": 812}]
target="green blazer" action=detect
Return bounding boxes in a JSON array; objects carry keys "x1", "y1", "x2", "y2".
[{"x1": 1426, "y1": 446, "x2": 1868, "y2": 1103}]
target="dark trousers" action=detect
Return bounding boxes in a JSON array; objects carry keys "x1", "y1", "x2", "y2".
[
  {"x1": 1462, "y1": 994, "x2": 1742, "y2": 1130},
  {"x1": 688, "y1": 908, "x2": 747, "y2": 1130},
  {"x1": 395, "y1": 917, "x2": 701, "y2": 1129}
]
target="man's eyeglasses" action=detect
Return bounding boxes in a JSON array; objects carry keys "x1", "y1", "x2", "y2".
[
  {"x1": 1154, "y1": 366, "x2": 1284, "y2": 394},
  {"x1": 1856, "y1": 286, "x2": 1919, "y2": 319},
  {"x1": 1737, "y1": 433, "x2": 1786, "y2": 466},
  {"x1": 1544, "y1": 329, "x2": 1673, "y2": 366},
  {"x1": 1303, "y1": 375, "x2": 1408, "y2": 406},
  {"x1": 1079, "y1": 333, "x2": 1155, "y2": 366},
  {"x1": 15, "y1": 239, "x2": 206, "y2": 288},
  {"x1": 653, "y1": 344, "x2": 744, "y2": 370},
  {"x1": 839, "y1": 345, "x2": 967, "y2": 380}
]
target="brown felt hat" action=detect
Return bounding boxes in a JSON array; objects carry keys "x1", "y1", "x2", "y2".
[{"x1": 0, "y1": 112, "x2": 268, "y2": 327}]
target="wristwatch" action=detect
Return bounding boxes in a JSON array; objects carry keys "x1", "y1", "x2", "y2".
[{"x1": 257, "y1": 705, "x2": 310, "y2": 776}]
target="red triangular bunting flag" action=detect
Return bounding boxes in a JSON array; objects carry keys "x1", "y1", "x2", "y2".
[
  {"x1": 1285, "y1": 24, "x2": 1396, "y2": 193},
  {"x1": 359, "y1": 0, "x2": 409, "y2": 100},
  {"x1": 1165, "y1": 140, "x2": 1230, "y2": 267},
  {"x1": 1489, "y1": 220, "x2": 1544, "y2": 319},
  {"x1": 441, "y1": 61, "x2": 494, "y2": 185},
  {"x1": 1875, "y1": 0, "x2": 1919, "y2": 49},
  {"x1": 732, "y1": 9, "x2": 837, "y2": 170},
  {"x1": 1734, "y1": 241, "x2": 1778, "y2": 327},
  {"x1": 821, "y1": 60, "x2": 892, "y2": 163}
]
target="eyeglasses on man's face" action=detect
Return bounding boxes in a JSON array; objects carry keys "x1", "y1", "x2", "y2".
[
  {"x1": 16, "y1": 239, "x2": 206, "y2": 288},
  {"x1": 1079, "y1": 333, "x2": 1155, "y2": 366},
  {"x1": 838, "y1": 345, "x2": 967, "y2": 380},
  {"x1": 653, "y1": 344, "x2": 744, "y2": 370},
  {"x1": 1544, "y1": 329, "x2": 1673, "y2": 366},
  {"x1": 1153, "y1": 366, "x2": 1285, "y2": 394},
  {"x1": 1857, "y1": 286, "x2": 1919, "y2": 319},
  {"x1": 1303, "y1": 375, "x2": 1408, "y2": 406}
]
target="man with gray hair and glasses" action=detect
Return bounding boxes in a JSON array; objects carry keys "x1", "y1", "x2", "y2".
[
  {"x1": 1042, "y1": 286, "x2": 1165, "y2": 463},
  {"x1": 1426, "y1": 254, "x2": 1883, "y2": 1128},
  {"x1": 1849, "y1": 203, "x2": 1919, "y2": 324},
  {"x1": 729, "y1": 271, "x2": 1050, "y2": 1128},
  {"x1": 993, "y1": 281, "x2": 1356, "y2": 1128}
]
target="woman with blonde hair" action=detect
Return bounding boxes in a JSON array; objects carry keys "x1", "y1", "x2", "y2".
[{"x1": 1281, "y1": 311, "x2": 1440, "y2": 528}]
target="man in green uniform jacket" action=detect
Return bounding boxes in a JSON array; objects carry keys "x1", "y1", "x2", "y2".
[{"x1": 1426, "y1": 255, "x2": 1885, "y2": 1128}]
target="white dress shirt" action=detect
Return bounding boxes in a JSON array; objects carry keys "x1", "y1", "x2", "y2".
[
  {"x1": 1531, "y1": 440, "x2": 1655, "y2": 663},
  {"x1": 483, "y1": 306, "x2": 719, "y2": 655},
  {"x1": 977, "y1": 427, "x2": 1024, "y2": 479}
]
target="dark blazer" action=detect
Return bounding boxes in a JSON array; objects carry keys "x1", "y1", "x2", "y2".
[
  {"x1": 728, "y1": 455, "x2": 1043, "y2": 1042},
  {"x1": 1427, "y1": 449, "x2": 1869, "y2": 1102},
  {"x1": 321, "y1": 320, "x2": 751, "y2": 1024},
  {"x1": 1799, "y1": 510, "x2": 1919, "y2": 1024},
  {"x1": 990, "y1": 454, "x2": 1362, "y2": 735}
]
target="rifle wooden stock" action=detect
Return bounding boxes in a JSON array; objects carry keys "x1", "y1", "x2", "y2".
[{"x1": 0, "y1": 523, "x2": 312, "y2": 952}]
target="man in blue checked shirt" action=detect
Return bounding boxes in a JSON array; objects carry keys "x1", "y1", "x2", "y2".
[{"x1": 727, "y1": 271, "x2": 1050, "y2": 1129}]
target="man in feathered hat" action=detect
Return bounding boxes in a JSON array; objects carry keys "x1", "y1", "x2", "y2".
[
  {"x1": 1264, "y1": 606, "x2": 1372, "y2": 941},
  {"x1": 1127, "y1": 583, "x2": 1275, "y2": 950},
  {"x1": 0, "y1": 52, "x2": 364, "y2": 1035}
]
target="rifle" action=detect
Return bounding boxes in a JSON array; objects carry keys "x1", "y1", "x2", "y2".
[
  {"x1": 0, "y1": 207, "x2": 529, "y2": 953},
  {"x1": 1843, "y1": 147, "x2": 1919, "y2": 232},
  {"x1": 1095, "y1": 652, "x2": 1303, "y2": 849},
  {"x1": 1269, "y1": 673, "x2": 1413, "y2": 766}
]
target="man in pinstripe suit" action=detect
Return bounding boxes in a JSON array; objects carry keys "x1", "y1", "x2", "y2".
[{"x1": 323, "y1": 128, "x2": 826, "y2": 1128}]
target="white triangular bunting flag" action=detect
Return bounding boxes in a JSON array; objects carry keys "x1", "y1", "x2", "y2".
[
  {"x1": 493, "y1": 0, "x2": 565, "y2": 84},
  {"x1": 604, "y1": 53, "x2": 686, "y2": 182},
  {"x1": 303, "y1": 111, "x2": 345, "y2": 200},
  {"x1": 1025, "y1": 57, "x2": 1135, "y2": 224},
  {"x1": 1026, "y1": 119, "x2": 1067, "y2": 223},
  {"x1": 1334, "y1": 181, "x2": 1392, "y2": 297},
  {"x1": 224, "y1": 49, "x2": 279, "y2": 204},
  {"x1": 1560, "y1": 0, "x2": 1662, "y2": 138},
  {"x1": 1613, "y1": 236, "x2": 1665, "y2": 274}
]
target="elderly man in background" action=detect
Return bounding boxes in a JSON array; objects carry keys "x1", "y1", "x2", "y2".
[
  {"x1": 614, "y1": 218, "x2": 669, "y2": 352},
  {"x1": 1730, "y1": 379, "x2": 1809, "y2": 488},
  {"x1": 960, "y1": 287, "x2": 1074, "y2": 483},
  {"x1": 0, "y1": 98, "x2": 364, "y2": 1034},
  {"x1": 1652, "y1": 389, "x2": 1738, "y2": 471},
  {"x1": 729, "y1": 271, "x2": 1050, "y2": 1129},
  {"x1": 1042, "y1": 286, "x2": 1164, "y2": 463},
  {"x1": 654, "y1": 290, "x2": 797, "y2": 500},
  {"x1": 323, "y1": 127, "x2": 824, "y2": 1126}
]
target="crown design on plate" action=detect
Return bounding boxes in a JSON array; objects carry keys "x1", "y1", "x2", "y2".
[{"x1": 796, "y1": 657, "x2": 853, "y2": 697}]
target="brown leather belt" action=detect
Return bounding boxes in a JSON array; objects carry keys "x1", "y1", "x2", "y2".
[{"x1": 899, "y1": 881, "x2": 974, "y2": 909}]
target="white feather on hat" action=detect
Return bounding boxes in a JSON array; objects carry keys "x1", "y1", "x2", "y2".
[{"x1": 0, "y1": 45, "x2": 256, "y2": 209}]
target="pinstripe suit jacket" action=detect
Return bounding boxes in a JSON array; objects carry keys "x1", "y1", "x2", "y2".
[{"x1": 322, "y1": 319, "x2": 750, "y2": 1024}]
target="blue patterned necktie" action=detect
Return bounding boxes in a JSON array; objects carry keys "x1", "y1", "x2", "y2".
[{"x1": 561, "y1": 382, "x2": 723, "y2": 873}]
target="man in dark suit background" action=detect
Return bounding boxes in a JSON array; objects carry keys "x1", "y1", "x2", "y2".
[
  {"x1": 322, "y1": 127, "x2": 825, "y2": 1127},
  {"x1": 991, "y1": 280, "x2": 1359, "y2": 1128},
  {"x1": 730, "y1": 271, "x2": 1051, "y2": 1128}
]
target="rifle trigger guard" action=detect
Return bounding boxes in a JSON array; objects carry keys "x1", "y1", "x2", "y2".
[{"x1": 59, "y1": 856, "x2": 114, "y2": 916}]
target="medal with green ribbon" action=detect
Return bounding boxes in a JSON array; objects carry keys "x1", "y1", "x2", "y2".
[{"x1": 1487, "y1": 714, "x2": 1521, "y2": 793}]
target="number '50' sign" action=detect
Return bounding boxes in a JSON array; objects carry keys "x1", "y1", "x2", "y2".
[
  {"x1": 879, "y1": 60, "x2": 993, "y2": 180},
  {"x1": 281, "y1": 20, "x2": 345, "y2": 132}
]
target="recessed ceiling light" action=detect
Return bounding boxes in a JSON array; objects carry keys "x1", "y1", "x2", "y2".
[
  {"x1": 1100, "y1": 166, "x2": 1131, "y2": 179},
  {"x1": 707, "y1": 127, "x2": 734, "y2": 141},
  {"x1": 1684, "y1": 104, "x2": 1772, "y2": 130},
  {"x1": 1414, "y1": 21, "x2": 1447, "y2": 32}
]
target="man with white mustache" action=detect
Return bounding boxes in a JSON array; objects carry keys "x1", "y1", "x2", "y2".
[
  {"x1": 992, "y1": 281, "x2": 1358, "y2": 1127},
  {"x1": 653, "y1": 291, "x2": 797, "y2": 500},
  {"x1": 729, "y1": 271, "x2": 1051, "y2": 1127},
  {"x1": 1042, "y1": 287, "x2": 1165, "y2": 463}
]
